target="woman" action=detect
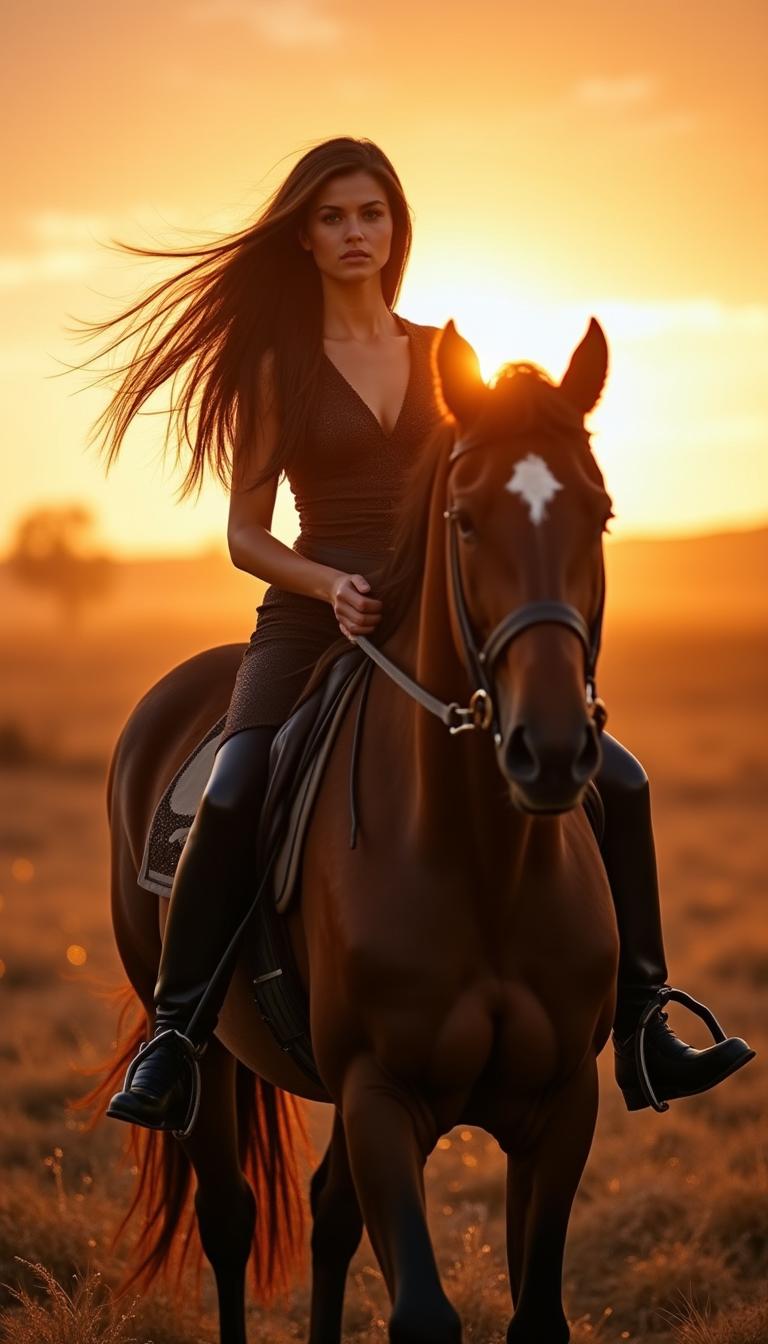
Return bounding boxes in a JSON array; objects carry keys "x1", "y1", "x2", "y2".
[{"x1": 74, "y1": 136, "x2": 751, "y2": 1133}]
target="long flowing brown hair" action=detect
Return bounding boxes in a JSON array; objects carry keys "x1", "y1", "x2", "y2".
[{"x1": 65, "y1": 136, "x2": 413, "y2": 501}]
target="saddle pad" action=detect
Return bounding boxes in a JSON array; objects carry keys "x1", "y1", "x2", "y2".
[{"x1": 137, "y1": 715, "x2": 227, "y2": 898}]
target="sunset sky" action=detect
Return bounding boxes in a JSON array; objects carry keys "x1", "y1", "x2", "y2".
[{"x1": 2, "y1": 0, "x2": 767, "y2": 558}]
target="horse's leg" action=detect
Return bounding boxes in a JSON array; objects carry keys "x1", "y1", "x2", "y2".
[
  {"x1": 181, "y1": 1036, "x2": 255, "y2": 1344},
  {"x1": 504, "y1": 1057, "x2": 598, "y2": 1344},
  {"x1": 341, "y1": 1060, "x2": 462, "y2": 1344},
  {"x1": 307, "y1": 1108, "x2": 364, "y2": 1344},
  {"x1": 504, "y1": 1158, "x2": 534, "y2": 1308}
]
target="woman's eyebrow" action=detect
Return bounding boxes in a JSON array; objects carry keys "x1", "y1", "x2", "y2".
[{"x1": 315, "y1": 199, "x2": 386, "y2": 212}]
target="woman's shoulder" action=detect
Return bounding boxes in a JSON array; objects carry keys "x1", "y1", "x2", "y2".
[{"x1": 401, "y1": 315, "x2": 444, "y2": 340}]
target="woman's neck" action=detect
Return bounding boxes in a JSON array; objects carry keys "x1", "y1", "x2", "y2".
[{"x1": 321, "y1": 280, "x2": 400, "y2": 342}]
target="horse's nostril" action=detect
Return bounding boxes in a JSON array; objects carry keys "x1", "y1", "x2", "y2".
[
  {"x1": 572, "y1": 722, "x2": 600, "y2": 784},
  {"x1": 505, "y1": 724, "x2": 538, "y2": 782}
]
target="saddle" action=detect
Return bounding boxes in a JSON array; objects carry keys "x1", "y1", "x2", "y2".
[{"x1": 136, "y1": 644, "x2": 369, "y2": 904}]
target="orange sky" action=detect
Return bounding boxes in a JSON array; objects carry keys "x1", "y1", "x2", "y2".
[{"x1": 1, "y1": 0, "x2": 767, "y2": 557}]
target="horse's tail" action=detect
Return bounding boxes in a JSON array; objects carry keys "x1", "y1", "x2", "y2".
[{"x1": 70, "y1": 980, "x2": 310, "y2": 1302}]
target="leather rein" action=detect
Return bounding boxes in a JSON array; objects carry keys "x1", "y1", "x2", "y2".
[{"x1": 355, "y1": 432, "x2": 609, "y2": 745}]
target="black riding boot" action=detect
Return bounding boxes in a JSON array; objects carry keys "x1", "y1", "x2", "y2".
[
  {"x1": 107, "y1": 725, "x2": 278, "y2": 1136},
  {"x1": 596, "y1": 733, "x2": 755, "y2": 1112}
]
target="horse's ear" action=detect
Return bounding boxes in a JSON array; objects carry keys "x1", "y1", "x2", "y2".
[
  {"x1": 434, "y1": 320, "x2": 488, "y2": 427},
  {"x1": 559, "y1": 318, "x2": 609, "y2": 417}
]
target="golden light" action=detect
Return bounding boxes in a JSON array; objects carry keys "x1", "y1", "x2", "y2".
[
  {"x1": 66, "y1": 944, "x2": 88, "y2": 966},
  {"x1": 408, "y1": 257, "x2": 587, "y2": 384}
]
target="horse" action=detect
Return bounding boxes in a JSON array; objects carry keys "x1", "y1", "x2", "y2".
[{"x1": 83, "y1": 316, "x2": 618, "y2": 1344}]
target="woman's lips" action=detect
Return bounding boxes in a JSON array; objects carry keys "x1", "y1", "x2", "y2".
[{"x1": 341, "y1": 251, "x2": 370, "y2": 259}]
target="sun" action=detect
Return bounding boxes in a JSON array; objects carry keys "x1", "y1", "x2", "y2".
[{"x1": 407, "y1": 265, "x2": 592, "y2": 386}]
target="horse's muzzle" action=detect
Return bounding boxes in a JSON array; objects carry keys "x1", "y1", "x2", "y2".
[{"x1": 500, "y1": 715, "x2": 602, "y2": 813}]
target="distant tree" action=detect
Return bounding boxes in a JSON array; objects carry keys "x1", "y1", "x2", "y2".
[{"x1": 7, "y1": 504, "x2": 117, "y2": 626}]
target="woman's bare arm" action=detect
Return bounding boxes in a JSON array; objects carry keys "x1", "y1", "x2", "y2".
[
  {"x1": 227, "y1": 350, "x2": 334, "y2": 600},
  {"x1": 226, "y1": 350, "x2": 382, "y2": 635}
]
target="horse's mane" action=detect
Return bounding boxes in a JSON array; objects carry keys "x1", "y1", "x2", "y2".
[
  {"x1": 294, "y1": 362, "x2": 597, "y2": 705},
  {"x1": 490, "y1": 361, "x2": 581, "y2": 427}
]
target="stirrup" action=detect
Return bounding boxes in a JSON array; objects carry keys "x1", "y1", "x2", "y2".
[
  {"x1": 120, "y1": 1027, "x2": 206, "y2": 1140},
  {"x1": 635, "y1": 986, "x2": 727, "y2": 1113}
]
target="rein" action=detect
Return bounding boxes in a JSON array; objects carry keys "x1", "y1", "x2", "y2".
[{"x1": 355, "y1": 433, "x2": 608, "y2": 745}]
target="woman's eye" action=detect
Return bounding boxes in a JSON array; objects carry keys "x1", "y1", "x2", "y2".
[{"x1": 321, "y1": 210, "x2": 382, "y2": 224}]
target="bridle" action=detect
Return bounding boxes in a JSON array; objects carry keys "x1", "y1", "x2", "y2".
[
  {"x1": 355, "y1": 432, "x2": 609, "y2": 745},
  {"x1": 442, "y1": 433, "x2": 608, "y2": 743}
]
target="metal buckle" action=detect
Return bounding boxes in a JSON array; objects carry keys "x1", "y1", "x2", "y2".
[
  {"x1": 469, "y1": 688, "x2": 493, "y2": 730},
  {"x1": 447, "y1": 703, "x2": 476, "y2": 734},
  {"x1": 590, "y1": 696, "x2": 608, "y2": 733},
  {"x1": 447, "y1": 688, "x2": 494, "y2": 735},
  {"x1": 586, "y1": 679, "x2": 608, "y2": 734}
]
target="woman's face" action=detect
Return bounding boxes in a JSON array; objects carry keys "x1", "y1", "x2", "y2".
[{"x1": 298, "y1": 170, "x2": 394, "y2": 285}]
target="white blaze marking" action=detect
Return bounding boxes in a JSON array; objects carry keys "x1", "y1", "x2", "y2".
[{"x1": 505, "y1": 453, "x2": 563, "y2": 525}]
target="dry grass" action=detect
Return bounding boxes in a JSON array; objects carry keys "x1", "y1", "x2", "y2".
[
  {"x1": 0, "y1": 615, "x2": 766, "y2": 1342},
  {"x1": 673, "y1": 1297, "x2": 768, "y2": 1344},
  {"x1": 0, "y1": 1260, "x2": 138, "y2": 1344}
]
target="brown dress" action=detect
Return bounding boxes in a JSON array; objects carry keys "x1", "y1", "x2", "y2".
[{"x1": 217, "y1": 313, "x2": 444, "y2": 748}]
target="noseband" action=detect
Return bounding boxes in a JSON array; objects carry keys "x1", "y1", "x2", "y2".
[{"x1": 355, "y1": 433, "x2": 608, "y2": 745}]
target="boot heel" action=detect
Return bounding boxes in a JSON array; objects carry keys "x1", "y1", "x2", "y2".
[{"x1": 619, "y1": 1084, "x2": 651, "y2": 1112}]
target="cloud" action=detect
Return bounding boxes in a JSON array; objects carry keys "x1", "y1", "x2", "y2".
[
  {"x1": 574, "y1": 75, "x2": 657, "y2": 109},
  {"x1": 0, "y1": 211, "x2": 112, "y2": 288},
  {"x1": 27, "y1": 211, "x2": 114, "y2": 245},
  {"x1": 572, "y1": 75, "x2": 696, "y2": 137},
  {"x1": 0, "y1": 206, "x2": 205, "y2": 290},
  {"x1": 188, "y1": 0, "x2": 343, "y2": 48},
  {"x1": 582, "y1": 299, "x2": 768, "y2": 340},
  {"x1": 0, "y1": 250, "x2": 93, "y2": 288}
]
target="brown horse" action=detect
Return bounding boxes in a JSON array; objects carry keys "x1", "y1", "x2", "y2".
[{"x1": 88, "y1": 318, "x2": 617, "y2": 1344}]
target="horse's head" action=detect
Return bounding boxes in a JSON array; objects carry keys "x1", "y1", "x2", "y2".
[{"x1": 435, "y1": 318, "x2": 613, "y2": 814}]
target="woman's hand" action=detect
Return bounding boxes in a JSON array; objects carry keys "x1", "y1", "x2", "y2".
[{"x1": 328, "y1": 572, "x2": 383, "y2": 640}]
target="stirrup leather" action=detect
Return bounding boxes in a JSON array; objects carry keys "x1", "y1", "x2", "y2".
[
  {"x1": 120, "y1": 1027, "x2": 206, "y2": 1139},
  {"x1": 635, "y1": 986, "x2": 728, "y2": 1113}
]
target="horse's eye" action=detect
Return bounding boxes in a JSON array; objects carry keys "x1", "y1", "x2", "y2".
[{"x1": 455, "y1": 508, "x2": 475, "y2": 539}]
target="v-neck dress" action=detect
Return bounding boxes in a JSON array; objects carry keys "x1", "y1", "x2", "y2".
[{"x1": 217, "y1": 314, "x2": 444, "y2": 747}]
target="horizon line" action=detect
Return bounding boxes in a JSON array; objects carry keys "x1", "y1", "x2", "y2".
[{"x1": 1, "y1": 516, "x2": 766, "y2": 568}]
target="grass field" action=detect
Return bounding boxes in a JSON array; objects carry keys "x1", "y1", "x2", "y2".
[{"x1": 0, "y1": 603, "x2": 766, "y2": 1343}]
